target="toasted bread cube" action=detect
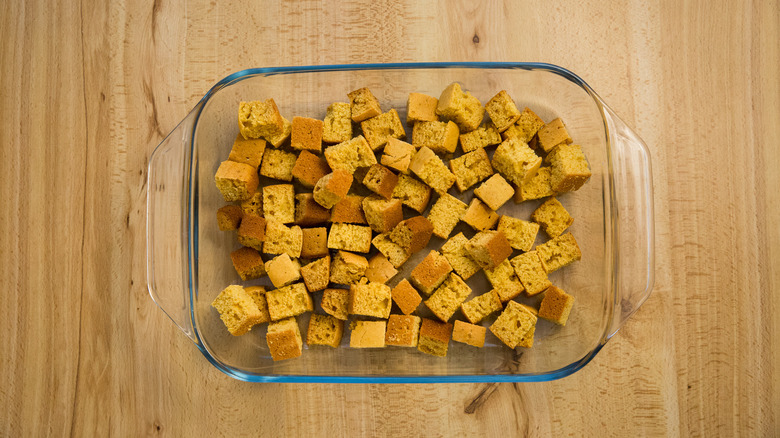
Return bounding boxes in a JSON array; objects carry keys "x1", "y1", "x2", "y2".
[
  {"x1": 406, "y1": 92, "x2": 439, "y2": 124},
  {"x1": 371, "y1": 233, "x2": 411, "y2": 268},
  {"x1": 385, "y1": 314, "x2": 422, "y2": 347},
  {"x1": 263, "y1": 221, "x2": 303, "y2": 258},
  {"x1": 240, "y1": 191, "x2": 263, "y2": 216},
  {"x1": 462, "y1": 198, "x2": 499, "y2": 231},
  {"x1": 537, "y1": 118, "x2": 572, "y2": 153},
  {"x1": 291, "y1": 116, "x2": 323, "y2": 152},
  {"x1": 291, "y1": 150, "x2": 331, "y2": 189},
  {"x1": 330, "y1": 195, "x2": 367, "y2": 224},
  {"x1": 449, "y1": 147, "x2": 493, "y2": 192},
  {"x1": 490, "y1": 301, "x2": 537, "y2": 349},
  {"x1": 349, "y1": 320, "x2": 386, "y2": 348},
  {"x1": 365, "y1": 254, "x2": 398, "y2": 284},
  {"x1": 536, "y1": 232, "x2": 582, "y2": 273},
  {"x1": 322, "y1": 102, "x2": 352, "y2": 143},
  {"x1": 412, "y1": 120, "x2": 459, "y2": 154},
  {"x1": 547, "y1": 144, "x2": 592, "y2": 192},
  {"x1": 390, "y1": 279, "x2": 422, "y2": 315},
  {"x1": 514, "y1": 166, "x2": 556, "y2": 202},
  {"x1": 266, "y1": 283, "x2": 313, "y2": 321},
  {"x1": 313, "y1": 170, "x2": 353, "y2": 209},
  {"x1": 389, "y1": 216, "x2": 433, "y2": 255},
  {"x1": 265, "y1": 253, "x2": 301, "y2": 288},
  {"x1": 361, "y1": 109, "x2": 406, "y2": 151},
  {"x1": 510, "y1": 251, "x2": 551, "y2": 296},
  {"x1": 410, "y1": 250, "x2": 453, "y2": 296},
  {"x1": 295, "y1": 193, "x2": 331, "y2": 226},
  {"x1": 264, "y1": 116, "x2": 292, "y2": 148},
  {"x1": 538, "y1": 285, "x2": 575, "y2": 326},
  {"x1": 244, "y1": 286, "x2": 271, "y2": 324},
  {"x1": 381, "y1": 138, "x2": 415, "y2": 173},
  {"x1": 348, "y1": 87, "x2": 382, "y2": 122},
  {"x1": 417, "y1": 318, "x2": 452, "y2": 357},
  {"x1": 259, "y1": 148, "x2": 296, "y2": 181},
  {"x1": 307, "y1": 313, "x2": 344, "y2": 347},
  {"x1": 408, "y1": 146, "x2": 456, "y2": 193},
  {"x1": 427, "y1": 193, "x2": 468, "y2": 239},
  {"x1": 236, "y1": 213, "x2": 266, "y2": 250},
  {"x1": 452, "y1": 320, "x2": 486, "y2": 347},
  {"x1": 217, "y1": 205, "x2": 243, "y2": 231},
  {"x1": 483, "y1": 259, "x2": 524, "y2": 302},
  {"x1": 238, "y1": 99, "x2": 284, "y2": 139},
  {"x1": 362, "y1": 195, "x2": 403, "y2": 233},
  {"x1": 485, "y1": 90, "x2": 521, "y2": 132},
  {"x1": 362, "y1": 164, "x2": 399, "y2": 199},
  {"x1": 321, "y1": 288, "x2": 349, "y2": 320},
  {"x1": 440, "y1": 233, "x2": 481, "y2": 280},
  {"x1": 215, "y1": 160, "x2": 259, "y2": 202},
  {"x1": 349, "y1": 282, "x2": 392, "y2": 319},
  {"x1": 474, "y1": 174, "x2": 514, "y2": 211},
  {"x1": 266, "y1": 317, "x2": 303, "y2": 361},
  {"x1": 502, "y1": 107, "x2": 545, "y2": 143},
  {"x1": 492, "y1": 138, "x2": 542, "y2": 186},
  {"x1": 327, "y1": 223, "x2": 372, "y2": 253},
  {"x1": 324, "y1": 135, "x2": 377, "y2": 174},
  {"x1": 464, "y1": 230, "x2": 512, "y2": 270},
  {"x1": 230, "y1": 246, "x2": 266, "y2": 281},
  {"x1": 330, "y1": 250, "x2": 368, "y2": 285},
  {"x1": 228, "y1": 133, "x2": 266, "y2": 168},
  {"x1": 436, "y1": 82, "x2": 485, "y2": 133},
  {"x1": 300, "y1": 227, "x2": 328, "y2": 259},
  {"x1": 424, "y1": 272, "x2": 472, "y2": 322},
  {"x1": 300, "y1": 256, "x2": 330, "y2": 292},
  {"x1": 211, "y1": 285, "x2": 263, "y2": 336},
  {"x1": 497, "y1": 215, "x2": 539, "y2": 252},
  {"x1": 532, "y1": 197, "x2": 573, "y2": 238},
  {"x1": 459, "y1": 122, "x2": 502, "y2": 153},
  {"x1": 392, "y1": 174, "x2": 432, "y2": 213},
  {"x1": 263, "y1": 184, "x2": 295, "y2": 224},
  {"x1": 461, "y1": 290, "x2": 503, "y2": 324}
]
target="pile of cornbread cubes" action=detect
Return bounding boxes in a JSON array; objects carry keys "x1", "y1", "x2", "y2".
[{"x1": 212, "y1": 83, "x2": 590, "y2": 361}]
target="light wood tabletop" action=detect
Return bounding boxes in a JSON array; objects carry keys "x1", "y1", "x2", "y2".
[{"x1": 2, "y1": 1, "x2": 778, "y2": 436}]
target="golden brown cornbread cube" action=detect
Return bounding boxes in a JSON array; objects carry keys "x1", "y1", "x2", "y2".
[
  {"x1": 424, "y1": 273, "x2": 472, "y2": 322},
  {"x1": 459, "y1": 122, "x2": 502, "y2": 153},
  {"x1": 385, "y1": 314, "x2": 422, "y2": 347},
  {"x1": 462, "y1": 198, "x2": 499, "y2": 231},
  {"x1": 327, "y1": 223, "x2": 372, "y2": 253},
  {"x1": 417, "y1": 318, "x2": 452, "y2": 357},
  {"x1": 389, "y1": 216, "x2": 433, "y2": 255},
  {"x1": 230, "y1": 247, "x2": 266, "y2": 281},
  {"x1": 349, "y1": 282, "x2": 392, "y2": 319},
  {"x1": 483, "y1": 259, "x2": 524, "y2": 302},
  {"x1": 313, "y1": 169, "x2": 353, "y2": 209},
  {"x1": 229, "y1": 133, "x2": 267, "y2": 169},
  {"x1": 449, "y1": 147, "x2": 493, "y2": 192},
  {"x1": 212, "y1": 285, "x2": 264, "y2": 336},
  {"x1": 217, "y1": 205, "x2": 243, "y2": 231},
  {"x1": 322, "y1": 102, "x2": 352, "y2": 143},
  {"x1": 244, "y1": 286, "x2": 271, "y2": 324},
  {"x1": 465, "y1": 230, "x2": 512, "y2": 270},
  {"x1": 300, "y1": 227, "x2": 329, "y2": 259},
  {"x1": 412, "y1": 120, "x2": 459, "y2": 154},
  {"x1": 349, "y1": 320, "x2": 386, "y2": 348},
  {"x1": 485, "y1": 90, "x2": 522, "y2": 132},
  {"x1": 532, "y1": 197, "x2": 573, "y2": 238},
  {"x1": 536, "y1": 232, "x2": 582, "y2": 273},
  {"x1": 330, "y1": 250, "x2": 369, "y2": 285},
  {"x1": 440, "y1": 233, "x2": 481, "y2": 280},
  {"x1": 410, "y1": 250, "x2": 453, "y2": 296},
  {"x1": 291, "y1": 150, "x2": 331, "y2": 189},
  {"x1": 452, "y1": 320, "x2": 486, "y2": 348},
  {"x1": 392, "y1": 174, "x2": 432, "y2": 213},
  {"x1": 460, "y1": 290, "x2": 503, "y2": 324},
  {"x1": 291, "y1": 116, "x2": 323, "y2": 152},
  {"x1": 330, "y1": 195, "x2": 367, "y2": 224},
  {"x1": 241, "y1": 191, "x2": 263, "y2": 216},
  {"x1": 537, "y1": 118, "x2": 572, "y2": 153},
  {"x1": 514, "y1": 166, "x2": 555, "y2": 202},
  {"x1": 321, "y1": 288, "x2": 350, "y2": 320},
  {"x1": 237, "y1": 213, "x2": 267, "y2": 251},
  {"x1": 266, "y1": 317, "x2": 303, "y2": 361},
  {"x1": 295, "y1": 193, "x2": 331, "y2": 226},
  {"x1": 406, "y1": 92, "x2": 439, "y2": 124},
  {"x1": 215, "y1": 160, "x2": 260, "y2": 202},
  {"x1": 307, "y1": 313, "x2": 344, "y2": 348},
  {"x1": 408, "y1": 146, "x2": 456, "y2": 193},
  {"x1": 323, "y1": 135, "x2": 377, "y2": 174},
  {"x1": 362, "y1": 195, "x2": 403, "y2": 233},
  {"x1": 263, "y1": 221, "x2": 303, "y2": 258},
  {"x1": 510, "y1": 251, "x2": 551, "y2": 296},
  {"x1": 238, "y1": 99, "x2": 285, "y2": 140},
  {"x1": 474, "y1": 174, "x2": 514, "y2": 211},
  {"x1": 361, "y1": 109, "x2": 406, "y2": 151},
  {"x1": 263, "y1": 184, "x2": 295, "y2": 224},
  {"x1": 497, "y1": 215, "x2": 539, "y2": 252},
  {"x1": 538, "y1": 285, "x2": 575, "y2": 326},
  {"x1": 371, "y1": 233, "x2": 411, "y2": 268},
  {"x1": 381, "y1": 138, "x2": 415, "y2": 173},
  {"x1": 264, "y1": 116, "x2": 292, "y2": 148},
  {"x1": 266, "y1": 283, "x2": 313, "y2": 321},
  {"x1": 390, "y1": 279, "x2": 422, "y2": 315},
  {"x1": 492, "y1": 138, "x2": 542, "y2": 186},
  {"x1": 546, "y1": 144, "x2": 592, "y2": 192},
  {"x1": 490, "y1": 301, "x2": 537, "y2": 349},
  {"x1": 362, "y1": 164, "x2": 399, "y2": 199},
  {"x1": 259, "y1": 148, "x2": 297, "y2": 181},
  {"x1": 348, "y1": 87, "x2": 382, "y2": 123},
  {"x1": 300, "y1": 256, "x2": 330, "y2": 292},
  {"x1": 502, "y1": 107, "x2": 545, "y2": 143},
  {"x1": 365, "y1": 254, "x2": 398, "y2": 284},
  {"x1": 436, "y1": 82, "x2": 485, "y2": 133},
  {"x1": 265, "y1": 253, "x2": 302, "y2": 288},
  {"x1": 427, "y1": 193, "x2": 468, "y2": 239}
]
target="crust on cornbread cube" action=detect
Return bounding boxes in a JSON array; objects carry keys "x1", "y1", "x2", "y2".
[
  {"x1": 230, "y1": 246, "x2": 267, "y2": 281},
  {"x1": 266, "y1": 317, "x2": 303, "y2": 361},
  {"x1": 538, "y1": 285, "x2": 575, "y2": 326},
  {"x1": 211, "y1": 285, "x2": 264, "y2": 336},
  {"x1": 295, "y1": 194, "x2": 331, "y2": 226},
  {"x1": 362, "y1": 195, "x2": 403, "y2": 233},
  {"x1": 410, "y1": 250, "x2": 453, "y2": 296},
  {"x1": 390, "y1": 279, "x2": 422, "y2": 315},
  {"x1": 406, "y1": 92, "x2": 439, "y2": 124},
  {"x1": 264, "y1": 116, "x2": 292, "y2": 148},
  {"x1": 474, "y1": 174, "x2": 514, "y2": 211},
  {"x1": 330, "y1": 195, "x2": 367, "y2": 224},
  {"x1": 300, "y1": 256, "x2": 330, "y2": 292},
  {"x1": 228, "y1": 133, "x2": 266, "y2": 168},
  {"x1": 292, "y1": 150, "x2": 331, "y2": 189},
  {"x1": 452, "y1": 320, "x2": 486, "y2": 348},
  {"x1": 417, "y1": 318, "x2": 453, "y2": 357},
  {"x1": 464, "y1": 230, "x2": 512, "y2": 270},
  {"x1": 514, "y1": 166, "x2": 556, "y2": 203},
  {"x1": 217, "y1": 205, "x2": 243, "y2": 231},
  {"x1": 362, "y1": 164, "x2": 399, "y2": 199},
  {"x1": 313, "y1": 169, "x2": 353, "y2": 209},
  {"x1": 462, "y1": 198, "x2": 499, "y2": 231},
  {"x1": 265, "y1": 253, "x2": 302, "y2": 288},
  {"x1": 300, "y1": 227, "x2": 328, "y2": 258},
  {"x1": 385, "y1": 314, "x2": 422, "y2": 347},
  {"x1": 388, "y1": 216, "x2": 433, "y2": 255},
  {"x1": 215, "y1": 160, "x2": 259, "y2": 202},
  {"x1": 291, "y1": 116, "x2": 323, "y2": 152},
  {"x1": 244, "y1": 286, "x2": 270, "y2": 324},
  {"x1": 329, "y1": 250, "x2": 369, "y2": 285},
  {"x1": 349, "y1": 320, "x2": 387, "y2": 348},
  {"x1": 237, "y1": 213, "x2": 267, "y2": 251},
  {"x1": 537, "y1": 118, "x2": 572, "y2": 153},
  {"x1": 365, "y1": 254, "x2": 398, "y2": 284}
]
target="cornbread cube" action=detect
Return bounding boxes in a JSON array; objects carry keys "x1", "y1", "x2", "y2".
[
  {"x1": 462, "y1": 198, "x2": 499, "y2": 231},
  {"x1": 361, "y1": 109, "x2": 406, "y2": 151},
  {"x1": 349, "y1": 282, "x2": 392, "y2": 319},
  {"x1": 307, "y1": 313, "x2": 344, "y2": 347},
  {"x1": 215, "y1": 160, "x2": 259, "y2": 202},
  {"x1": 266, "y1": 283, "x2": 313, "y2": 321},
  {"x1": 485, "y1": 90, "x2": 521, "y2": 132},
  {"x1": 440, "y1": 233, "x2": 481, "y2": 280},
  {"x1": 490, "y1": 301, "x2": 537, "y2": 349},
  {"x1": 348, "y1": 87, "x2": 382, "y2": 122},
  {"x1": 537, "y1": 118, "x2": 572, "y2": 153},
  {"x1": 502, "y1": 107, "x2": 545, "y2": 143},
  {"x1": 371, "y1": 233, "x2": 411, "y2": 268},
  {"x1": 265, "y1": 253, "x2": 301, "y2": 288},
  {"x1": 436, "y1": 82, "x2": 485, "y2": 133},
  {"x1": 240, "y1": 191, "x2": 263, "y2": 216},
  {"x1": 385, "y1": 314, "x2": 422, "y2": 347},
  {"x1": 492, "y1": 138, "x2": 542, "y2": 186},
  {"x1": 300, "y1": 256, "x2": 330, "y2": 292},
  {"x1": 483, "y1": 259, "x2": 524, "y2": 302},
  {"x1": 330, "y1": 195, "x2": 367, "y2": 224},
  {"x1": 449, "y1": 147, "x2": 493, "y2": 192},
  {"x1": 408, "y1": 146, "x2": 456, "y2": 193},
  {"x1": 381, "y1": 138, "x2": 415, "y2": 173},
  {"x1": 259, "y1": 148, "x2": 296, "y2": 181},
  {"x1": 459, "y1": 122, "x2": 502, "y2": 153},
  {"x1": 392, "y1": 174, "x2": 432, "y2": 213},
  {"x1": 410, "y1": 250, "x2": 453, "y2": 296},
  {"x1": 321, "y1": 288, "x2": 349, "y2": 320},
  {"x1": 217, "y1": 205, "x2": 243, "y2": 231},
  {"x1": 464, "y1": 230, "x2": 512, "y2": 270},
  {"x1": 532, "y1": 197, "x2": 573, "y2": 238},
  {"x1": 427, "y1": 194, "x2": 468, "y2": 239},
  {"x1": 424, "y1": 273, "x2": 472, "y2": 321},
  {"x1": 237, "y1": 213, "x2": 267, "y2": 251},
  {"x1": 212, "y1": 285, "x2": 263, "y2": 336},
  {"x1": 313, "y1": 170, "x2": 353, "y2": 209},
  {"x1": 291, "y1": 150, "x2": 331, "y2": 189},
  {"x1": 295, "y1": 193, "x2": 331, "y2": 226},
  {"x1": 244, "y1": 286, "x2": 271, "y2": 324},
  {"x1": 538, "y1": 285, "x2": 575, "y2": 326},
  {"x1": 510, "y1": 251, "x2": 551, "y2": 296},
  {"x1": 536, "y1": 232, "x2": 582, "y2": 273},
  {"x1": 390, "y1": 279, "x2": 422, "y2": 315},
  {"x1": 514, "y1": 166, "x2": 555, "y2": 202},
  {"x1": 228, "y1": 133, "x2": 266, "y2": 169},
  {"x1": 264, "y1": 116, "x2": 292, "y2": 148},
  {"x1": 323, "y1": 135, "x2": 377, "y2": 173},
  {"x1": 417, "y1": 318, "x2": 452, "y2": 357},
  {"x1": 460, "y1": 290, "x2": 503, "y2": 324},
  {"x1": 362, "y1": 164, "x2": 399, "y2": 199},
  {"x1": 474, "y1": 174, "x2": 514, "y2": 211},
  {"x1": 263, "y1": 221, "x2": 303, "y2": 258},
  {"x1": 497, "y1": 215, "x2": 539, "y2": 252},
  {"x1": 230, "y1": 246, "x2": 266, "y2": 281},
  {"x1": 330, "y1": 251, "x2": 368, "y2": 285},
  {"x1": 266, "y1": 317, "x2": 303, "y2": 361},
  {"x1": 349, "y1": 320, "x2": 386, "y2": 348},
  {"x1": 412, "y1": 120, "x2": 459, "y2": 154},
  {"x1": 362, "y1": 195, "x2": 403, "y2": 233},
  {"x1": 322, "y1": 102, "x2": 352, "y2": 143},
  {"x1": 263, "y1": 184, "x2": 295, "y2": 224},
  {"x1": 300, "y1": 227, "x2": 328, "y2": 259},
  {"x1": 238, "y1": 99, "x2": 284, "y2": 139},
  {"x1": 452, "y1": 320, "x2": 486, "y2": 348},
  {"x1": 327, "y1": 223, "x2": 372, "y2": 253},
  {"x1": 546, "y1": 144, "x2": 592, "y2": 192},
  {"x1": 365, "y1": 254, "x2": 398, "y2": 284},
  {"x1": 291, "y1": 116, "x2": 323, "y2": 152},
  {"x1": 406, "y1": 92, "x2": 439, "y2": 124},
  {"x1": 389, "y1": 216, "x2": 433, "y2": 254}
]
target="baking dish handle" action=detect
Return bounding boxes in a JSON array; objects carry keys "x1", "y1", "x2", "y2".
[
  {"x1": 604, "y1": 107, "x2": 655, "y2": 337},
  {"x1": 146, "y1": 111, "x2": 198, "y2": 343}
]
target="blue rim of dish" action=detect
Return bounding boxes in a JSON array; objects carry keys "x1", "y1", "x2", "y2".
[{"x1": 186, "y1": 62, "x2": 611, "y2": 383}]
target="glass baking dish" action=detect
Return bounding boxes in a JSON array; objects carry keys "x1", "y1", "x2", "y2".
[{"x1": 146, "y1": 62, "x2": 654, "y2": 383}]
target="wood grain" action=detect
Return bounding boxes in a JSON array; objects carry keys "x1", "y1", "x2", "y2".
[{"x1": 1, "y1": 1, "x2": 777, "y2": 436}]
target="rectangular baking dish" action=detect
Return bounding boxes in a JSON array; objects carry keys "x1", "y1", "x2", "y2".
[{"x1": 146, "y1": 62, "x2": 654, "y2": 382}]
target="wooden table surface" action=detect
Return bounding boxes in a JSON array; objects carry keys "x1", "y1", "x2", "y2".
[{"x1": 2, "y1": 1, "x2": 778, "y2": 436}]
